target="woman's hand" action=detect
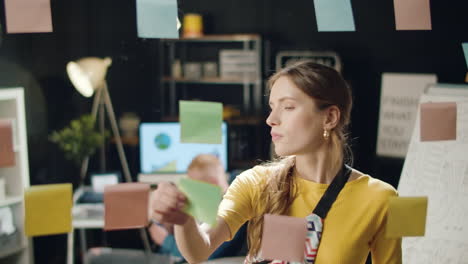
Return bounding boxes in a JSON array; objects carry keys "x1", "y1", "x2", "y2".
[{"x1": 149, "y1": 182, "x2": 190, "y2": 226}]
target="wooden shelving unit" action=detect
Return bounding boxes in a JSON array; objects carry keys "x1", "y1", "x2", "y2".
[{"x1": 0, "y1": 88, "x2": 33, "y2": 264}]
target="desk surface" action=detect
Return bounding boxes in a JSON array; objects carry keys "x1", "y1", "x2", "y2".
[
  {"x1": 137, "y1": 173, "x2": 186, "y2": 184},
  {"x1": 73, "y1": 217, "x2": 104, "y2": 229}
]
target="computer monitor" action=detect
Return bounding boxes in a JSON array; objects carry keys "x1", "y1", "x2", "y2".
[{"x1": 139, "y1": 122, "x2": 228, "y2": 174}]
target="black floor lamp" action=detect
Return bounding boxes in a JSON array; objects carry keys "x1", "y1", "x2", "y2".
[
  {"x1": 66, "y1": 57, "x2": 132, "y2": 183},
  {"x1": 66, "y1": 57, "x2": 152, "y2": 262}
]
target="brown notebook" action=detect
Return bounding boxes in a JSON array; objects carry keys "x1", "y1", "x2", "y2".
[
  {"x1": 0, "y1": 119, "x2": 15, "y2": 168},
  {"x1": 104, "y1": 183, "x2": 150, "y2": 230}
]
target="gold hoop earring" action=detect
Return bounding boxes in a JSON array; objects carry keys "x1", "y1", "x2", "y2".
[{"x1": 323, "y1": 129, "x2": 330, "y2": 140}]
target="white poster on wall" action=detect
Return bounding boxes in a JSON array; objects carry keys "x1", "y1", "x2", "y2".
[{"x1": 376, "y1": 73, "x2": 437, "y2": 158}]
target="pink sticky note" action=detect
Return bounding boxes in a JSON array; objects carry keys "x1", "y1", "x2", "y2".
[
  {"x1": 260, "y1": 214, "x2": 307, "y2": 263},
  {"x1": 394, "y1": 0, "x2": 432, "y2": 30},
  {"x1": 420, "y1": 102, "x2": 457, "y2": 141},
  {"x1": 0, "y1": 120, "x2": 15, "y2": 168},
  {"x1": 4, "y1": 0, "x2": 53, "y2": 33},
  {"x1": 104, "y1": 183, "x2": 150, "y2": 230}
]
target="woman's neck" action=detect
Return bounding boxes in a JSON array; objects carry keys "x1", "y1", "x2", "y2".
[{"x1": 294, "y1": 149, "x2": 342, "y2": 184}]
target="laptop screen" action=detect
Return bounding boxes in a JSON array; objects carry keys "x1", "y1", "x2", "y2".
[{"x1": 139, "y1": 122, "x2": 228, "y2": 173}]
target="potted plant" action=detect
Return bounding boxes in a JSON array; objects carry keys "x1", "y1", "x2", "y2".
[{"x1": 49, "y1": 114, "x2": 108, "y2": 185}]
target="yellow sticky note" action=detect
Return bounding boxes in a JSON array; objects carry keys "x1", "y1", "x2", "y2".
[
  {"x1": 386, "y1": 196, "x2": 428, "y2": 238},
  {"x1": 25, "y1": 183, "x2": 72, "y2": 236}
]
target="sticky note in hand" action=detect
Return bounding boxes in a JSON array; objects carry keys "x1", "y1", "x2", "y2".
[{"x1": 177, "y1": 178, "x2": 223, "y2": 227}]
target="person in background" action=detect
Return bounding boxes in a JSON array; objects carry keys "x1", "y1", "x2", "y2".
[{"x1": 150, "y1": 61, "x2": 402, "y2": 264}]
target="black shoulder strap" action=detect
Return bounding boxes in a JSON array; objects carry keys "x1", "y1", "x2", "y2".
[{"x1": 312, "y1": 164, "x2": 352, "y2": 219}]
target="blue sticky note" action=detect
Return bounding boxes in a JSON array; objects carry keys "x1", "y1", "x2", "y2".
[
  {"x1": 314, "y1": 0, "x2": 356, "y2": 32},
  {"x1": 462, "y1": 43, "x2": 468, "y2": 68},
  {"x1": 137, "y1": 0, "x2": 178, "y2": 39}
]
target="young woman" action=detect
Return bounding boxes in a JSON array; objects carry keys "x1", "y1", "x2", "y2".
[{"x1": 150, "y1": 61, "x2": 402, "y2": 264}]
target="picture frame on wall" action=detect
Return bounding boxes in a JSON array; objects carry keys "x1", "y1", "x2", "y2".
[{"x1": 275, "y1": 51, "x2": 342, "y2": 73}]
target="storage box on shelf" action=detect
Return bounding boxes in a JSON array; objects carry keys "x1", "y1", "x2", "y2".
[{"x1": 0, "y1": 88, "x2": 33, "y2": 264}]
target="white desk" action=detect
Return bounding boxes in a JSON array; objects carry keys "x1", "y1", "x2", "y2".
[
  {"x1": 72, "y1": 187, "x2": 105, "y2": 228},
  {"x1": 73, "y1": 204, "x2": 104, "y2": 228},
  {"x1": 70, "y1": 186, "x2": 153, "y2": 264},
  {"x1": 69, "y1": 187, "x2": 105, "y2": 264}
]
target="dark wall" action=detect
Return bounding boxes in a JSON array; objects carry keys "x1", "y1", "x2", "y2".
[
  {"x1": 1, "y1": 0, "x2": 468, "y2": 263},
  {"x1": 1, "y1": 1, "x2": 159, "y2": 263},
  {"x1": 180, "y1": 0, "x2": 468, "y2": 187}
]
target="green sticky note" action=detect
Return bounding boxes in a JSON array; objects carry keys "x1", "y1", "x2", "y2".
[
  {"x1": 177, "y1": 178, "x2": 223, "y2": 227},
  {"x1": 25, "y1": 183, "x2": 73, "y2": 237},
  {"x1": 179, "y1": 100, "x2": 223, "y2": 144},
  {"x1": 386, "y1": 196, "x2": 428, "y2": 238}
]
